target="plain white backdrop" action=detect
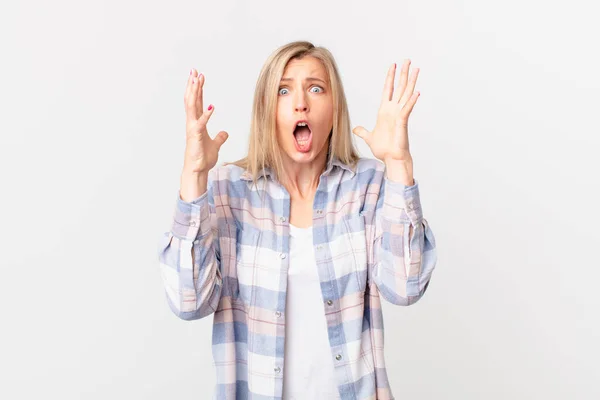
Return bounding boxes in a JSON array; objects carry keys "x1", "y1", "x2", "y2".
[{"x1": 1, "y1": 0, "x2": 598, "y2": 398}]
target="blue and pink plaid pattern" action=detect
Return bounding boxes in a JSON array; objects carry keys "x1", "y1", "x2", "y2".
[{"x1": 158, "y1": 156, "x2": 438, "y2": 399}]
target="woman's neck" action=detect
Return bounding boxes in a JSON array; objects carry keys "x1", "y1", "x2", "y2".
[{"x1": 279, "y1": 147, "x2": 328, "y2": 200}]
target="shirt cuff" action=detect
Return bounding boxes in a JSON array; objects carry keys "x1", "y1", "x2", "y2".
[
  {"x1": 170, "y1": 190, "x2": 211, "y2": 240},
  {"x1": 382, "y1": 178, "x2": 423, "y2": 226}
]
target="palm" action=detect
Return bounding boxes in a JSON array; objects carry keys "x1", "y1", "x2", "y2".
[{"x1": 353, "y1": 60, "x2": 420, "y2": 163}]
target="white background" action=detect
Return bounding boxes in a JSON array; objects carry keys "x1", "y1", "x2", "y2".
[{"x1": 1, "y1": 0, "x2": 598, "y2": 398}]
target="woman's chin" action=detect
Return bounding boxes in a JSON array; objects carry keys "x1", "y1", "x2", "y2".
[{"x1": 285, "y1": 150, "x2": 316, "y2": 163}]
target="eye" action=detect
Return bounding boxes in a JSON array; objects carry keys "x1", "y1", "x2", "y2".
[
  {"x1": 310, "y1": 86, "x2": 324, "y2": 93},
  {"x1": 278, "y1": 87, "x2": 289, "y2": 95}
]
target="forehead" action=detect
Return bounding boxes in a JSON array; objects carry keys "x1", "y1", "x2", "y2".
[{"x1": 282, "y1": 56, "x2": 327, "y2": 79}]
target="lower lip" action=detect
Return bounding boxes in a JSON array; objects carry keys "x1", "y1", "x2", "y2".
[{"x1": 293, "y1": 130, "x2": 313, "y2": 153}]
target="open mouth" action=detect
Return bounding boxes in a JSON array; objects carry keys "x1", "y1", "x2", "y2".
[{"x1": 293, "y1": 122, "x2": 312, "y2": 152}]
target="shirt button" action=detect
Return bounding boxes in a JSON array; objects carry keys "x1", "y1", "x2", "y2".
[
  {"x1": 274, "y1": 366, "x2": 281, "y2": 373},
  {"x1": 327, "y1": 300, "x2": 333, "y2": 306},
  {"x1": 280, "y1": 253, "x2": 286, "y2": 259},
  {"x1": 316, "y1": 244, "x2": 323, "y2": 251},
  {"x1": 190, "y1": 221, "x2": 196, "y2": 226},
  {"x1": 280, "y1": 216, "x2": 286, "y2": 222},
  {"x1": 335, "y1": 354, "x2": 342, "y2": 361},
  {"x1": 275, "y1": 311, "x2": 281, "y2": 317},
  {"x1": 316, "y1": 209, "x2": 323, "y2": 215},
  {"x1": 407, "y1": 202, "x2": 414, "y2": 210}
]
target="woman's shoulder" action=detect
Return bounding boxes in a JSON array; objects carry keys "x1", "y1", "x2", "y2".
[
  {"x1": 205, "y1": 164, "x2": 252, "y2": 201},
  {"x1": 208, "y1": 163, "x2": 248, "y2": 184},
  {"x1": 354, "y1": 157, "x2": 385, "y2": 172},
  {"x1": 352, "y1": 157, "x2": 386, "y2": 181}
]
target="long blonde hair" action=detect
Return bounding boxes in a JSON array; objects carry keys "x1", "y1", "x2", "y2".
[{"x1": 227, "y1": 40, "x2": 359, "y2": 182}]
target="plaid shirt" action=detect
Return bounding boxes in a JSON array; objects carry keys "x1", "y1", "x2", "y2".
[{"x1": 158, "y1": 157, "x2": 438, "y2": 400}]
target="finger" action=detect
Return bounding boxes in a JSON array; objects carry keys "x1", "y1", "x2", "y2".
[
  {"x1": 195, "y1": 73, "x2": 205, "y2": 117},
  {"x1": 401, "y1": 91, "x2": 420, "y2": 116},
  {"x1": 392, "y1": 59, "x2": 411, "y2": 103},
  {"x1": 352, "y1": 126, "x2": 370, "y2": 142},
  {"x1": 190, "y1": 72, "x2": 202, "y2": 115},
  {"x1": 213, "y1": 130, "x2": 229, "y2": 150},
  {"x1": 185, "y1": 68, "x2": 199, "y2": 110},
  {"x1": 197, "y1": 103, "x2": 215, "y2": 128},
  {"x1": 185, "y1": 68, "x2": 195, "y2": 102},
  {"x1": 185, "y1": 70, "x2": 200, "y2": 122},
  {"x1": 380, "y1": 63, "x2": 396, "y2": 104},
  {"x1": 399, "y1": 68, "x2": 420, "y2": 108}
]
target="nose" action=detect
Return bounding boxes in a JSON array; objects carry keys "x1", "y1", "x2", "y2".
[{"x1": 294, "y1": 91, "x2": 308, "y2": 113}]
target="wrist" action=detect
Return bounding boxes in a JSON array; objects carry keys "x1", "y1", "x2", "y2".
[
  {"x1": 181, "y1": 169, "x2": 208, "y2": 181},
  {"x1": 179, "y1": 170, "x2": 209, "y2": 202},
  {"x1": 384, "y1": 158, "x2": 414, "y2": 186}
]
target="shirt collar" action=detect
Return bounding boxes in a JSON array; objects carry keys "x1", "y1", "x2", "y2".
[{"x1": 239, "y1": 155, "x2": 356, "y2": 182}]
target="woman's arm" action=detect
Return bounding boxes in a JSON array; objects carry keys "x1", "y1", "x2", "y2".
[
  {"x1": 352, "y1": 60, "x2": 437, "y2": 305},
  {"x1": 369, "y1": 176, "x2": 437, "y2": 306},
  {"x1": 157, "y1": 172, "x2": 223, "y2": 320},
  {"x1": 157, "y1": 68, "x2": 229, "y2": 320}
]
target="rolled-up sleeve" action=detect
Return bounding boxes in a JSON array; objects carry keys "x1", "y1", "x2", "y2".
[
  {"x1": 157, "y1": 180, "x2": 223, "y2": 320},
  {"x1": 370, "y1": 178, "x2": 438, "y2": 306}
]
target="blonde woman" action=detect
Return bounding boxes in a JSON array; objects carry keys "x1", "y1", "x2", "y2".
[{"x1": 158, "y1": 40, "x2": 438, "y2": 400}]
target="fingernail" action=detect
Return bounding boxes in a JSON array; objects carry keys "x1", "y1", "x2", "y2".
[
  {"x1": 208, "y1": 104, "x2": 213, "y2": 111},
  {"x1": 190, "y1": 68, "x2": 193, "y2": 75},
  {"x1": 199, "y1": 73, "x2": 203, "y2": 79}
]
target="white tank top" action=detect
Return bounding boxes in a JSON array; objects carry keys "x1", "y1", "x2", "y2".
[{"x1": 282, "y1": 224, "x2": 341, "y2": 399}]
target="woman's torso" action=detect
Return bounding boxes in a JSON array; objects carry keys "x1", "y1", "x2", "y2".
[{"x1": 206, "y1": 157, "x2": 395, "y2": 399}]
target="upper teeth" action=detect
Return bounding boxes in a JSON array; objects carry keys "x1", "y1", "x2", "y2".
[{"x1": 297, "y1": 122, "x2": 307, "y2": 127}]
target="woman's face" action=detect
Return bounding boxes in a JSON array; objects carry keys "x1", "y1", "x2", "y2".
[{"x1": 276, "y1": 56, "x2": 333, "y2": 165}]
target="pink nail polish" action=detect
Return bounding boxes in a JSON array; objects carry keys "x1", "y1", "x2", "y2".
[
  {"x1": 190, "y1": 69, "x2": 193, "y2": 75},
  {"x1": 208, "y1": 104, "x2": 213, "y2": 111}
]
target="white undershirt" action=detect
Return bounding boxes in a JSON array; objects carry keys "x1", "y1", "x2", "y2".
[{"x1": 282, "y1": 224, "x2": 341, "y2": 400}]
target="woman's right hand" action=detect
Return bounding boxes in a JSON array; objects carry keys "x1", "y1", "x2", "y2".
[{"x1": 182, "y1": 69, "x2": 229, "y2": 175}]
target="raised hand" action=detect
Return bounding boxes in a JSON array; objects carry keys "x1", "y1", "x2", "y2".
[
  {"x1": 352, "y1": 60, "x2": 420, "y2": 185},
  {"x1": 183, "y1": 69, "x2": 229, "y2": 175}
]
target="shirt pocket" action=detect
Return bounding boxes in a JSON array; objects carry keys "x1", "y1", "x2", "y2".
[
  {"x1": 234, "y1": 221, "x2": 261, "y2": 309},
  {"x1": 338, "y1": 213, "x2": 368, "y2": 294}
]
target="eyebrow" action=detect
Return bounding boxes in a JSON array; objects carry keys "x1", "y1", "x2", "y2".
[{"x1": 280, "y1": 77, "x2": 327, "y2": 85}]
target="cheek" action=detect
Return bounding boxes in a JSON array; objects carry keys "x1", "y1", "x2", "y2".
[
  {"x1": 275, "y1": 111, "x2": 285, "y2": 137},
  {"x1": 275, "y1": 122, "x2": 292, "y2": 147},
  {"x1": 316, "y1": 106, "x2": 334, "y2": 133},
  {"x1": 276, "y1": 104, "x2": 289, "y2": 126}
]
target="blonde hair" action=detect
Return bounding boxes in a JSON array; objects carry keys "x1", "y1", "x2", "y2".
[{"x1": 227, "y1": 40, "x2": 359, "y2": 182}]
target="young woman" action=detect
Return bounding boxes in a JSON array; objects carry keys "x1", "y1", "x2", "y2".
[{"x1": 158, "y1": 40, "x2": 438, "y2": 400}]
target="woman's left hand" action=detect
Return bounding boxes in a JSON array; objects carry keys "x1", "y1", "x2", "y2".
[{"x1": 352, "y1": 60, "x2": 420, "y2": 185}]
